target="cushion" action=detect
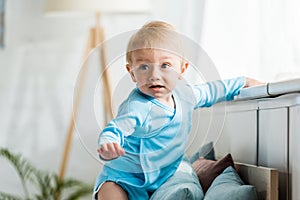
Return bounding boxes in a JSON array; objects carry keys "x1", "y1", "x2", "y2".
[
  {"x1": 189, "y1": 142, "x2": 215, "y2": 163},
  {"x1": 204, "y1": 166, "x2": 258, "y2": 200},
  {"x1": 192, "y1": 153, "x2": 235, "y2": 193},
  {"x1": 150, "y1": 156, "x2": 204, "y2": 200}
]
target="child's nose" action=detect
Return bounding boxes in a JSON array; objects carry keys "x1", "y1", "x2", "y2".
[{"x1": 148, "y1": 65, "x2": 161, "y2": 81}]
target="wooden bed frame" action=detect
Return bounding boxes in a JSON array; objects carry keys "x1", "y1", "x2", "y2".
[{"x1": 235, "y1": 162, "x2": 279, "y2": 200}]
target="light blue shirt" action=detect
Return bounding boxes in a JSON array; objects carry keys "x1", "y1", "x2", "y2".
[{"x1": 94, "y1": 77, "x2": 246, "y2": 199}]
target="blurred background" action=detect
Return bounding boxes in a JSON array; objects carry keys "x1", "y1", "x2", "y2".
[{"x1": 0, "y1": 0, "x2": 300, "y2": 198}]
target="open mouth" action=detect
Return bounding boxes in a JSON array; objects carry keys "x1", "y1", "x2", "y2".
[{"x1": 149, "y1": 85, "x2": 165, "y2": 89}]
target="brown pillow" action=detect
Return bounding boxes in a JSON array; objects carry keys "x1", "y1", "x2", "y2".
[{"x1": 192, "y1": 153, "x2": 235, "y2": 193}]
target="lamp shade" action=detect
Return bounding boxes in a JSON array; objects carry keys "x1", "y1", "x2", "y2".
[{"x1": 45, "y1": 0, "x2": 151, "y2": 15}]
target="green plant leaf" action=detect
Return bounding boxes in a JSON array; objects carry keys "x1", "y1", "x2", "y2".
[
  {"x1": 54, "y1": 175, "x2": 93, "y2": 200},
  {"x1": 0, "y1": 191, "x2": 22, "y2": 200},
  {"x1": 64, "y1": 185, "x2": 93, "y2": 200},
  {"x1": 0, "y1": 148, "x2": 93, "y2": 200},
  {"x1": 0, "y1": 148, "x2": 36, "y2": 198}
]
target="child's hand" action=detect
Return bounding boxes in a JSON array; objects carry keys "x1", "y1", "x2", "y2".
[
  {"x1": 244, "y1": 77, "x2": 265, "y2": 88},
  {"x1": 97, "y1": 142, "x2": 125, "y2": 161}
]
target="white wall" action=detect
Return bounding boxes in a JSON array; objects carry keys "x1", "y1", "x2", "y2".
[{"x1": 200, "y1": 0, "x2": 300, "y2": 82}]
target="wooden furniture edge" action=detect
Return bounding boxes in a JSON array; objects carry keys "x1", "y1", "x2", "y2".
[{"x1": 235, "y1": 162, "x2": 279, "y2": 200}]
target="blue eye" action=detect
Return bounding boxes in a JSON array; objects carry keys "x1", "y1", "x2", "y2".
[
  {"x1": 161, "y1": 63, "x2": 171, "y2": 69},
  {"x1": 138, "y1": 64, "x2": 149, "y2": 70}
]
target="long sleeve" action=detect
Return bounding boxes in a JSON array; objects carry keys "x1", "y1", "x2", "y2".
[
  {"x1": 193, "y1": 76, "x2": 246, "y2": 109},
  {"x1": 98, "y1": 89, "x2": 151, "y2": 148}
]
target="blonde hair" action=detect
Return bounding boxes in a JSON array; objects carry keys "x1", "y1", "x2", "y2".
[{"x1": 126, "y1": 21, "x2": 183, "y2": 65}]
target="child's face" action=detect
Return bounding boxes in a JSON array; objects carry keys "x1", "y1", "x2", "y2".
[{"x1": 126, "y1": 49, "x2": 188, "y2": 102}]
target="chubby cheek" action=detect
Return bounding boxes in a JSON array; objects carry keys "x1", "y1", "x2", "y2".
[
  {"x1": 166, "y1": 80, "x2": 177, "y2": 90},
  {"x1": 162, "y1": 78, "x2": 179, "y2": 91},
  {"x1": 134, "y1": 76, "x2": 148, "y2": 88},
  {"x1": 167, "y1": 71, "x2": 181, "y2": 82}
]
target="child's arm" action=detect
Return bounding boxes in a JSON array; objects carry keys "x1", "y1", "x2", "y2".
[
  {"x1": 193, "y1": 76, "x2": 262, "y2": 108},
  {"x1": 96, "y1": 91, "x2": 150, "y2": 161}
]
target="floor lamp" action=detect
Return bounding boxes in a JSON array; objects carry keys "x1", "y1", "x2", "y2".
[
  {"x1": 58, "y1": 12, "x2": 114, "y2": 181},
  {"x1": 45, "y1": 0, "x2": 150, "y2": 183}
]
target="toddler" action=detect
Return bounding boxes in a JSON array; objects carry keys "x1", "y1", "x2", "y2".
[{"x1": 94, "y1": 21, "x2": 261, "y2": 200}]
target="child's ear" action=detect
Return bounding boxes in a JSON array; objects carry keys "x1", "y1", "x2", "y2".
[
  {"x1": 178, "y1": 62, "x2": 188, "y2": 80},
  {"x1": 126, "y1": 64, "x2": 137, "y2": 82},
  {"x1": 181, "y1": 62, "x2": 189, "y2": 74}
]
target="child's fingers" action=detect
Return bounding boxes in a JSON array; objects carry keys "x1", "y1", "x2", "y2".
[
  {"x1": 99, "y1": 143, "x2": 108, "y2": 153},
  {"x1": 113, "y1": 143, "x2": 125, "y2": 156},
  {"x1": 106, "y1": 143, "x2": 118, "y2": 155},
  {"x1": 97, "y1": 143, "x2": 124, "y2": 160},
  {"x1": 97, "y1": 144, "x2": 111, "y2": 159},
  {"x1": 108, "y1": 143, "x2": 125, "y2": 156}
]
